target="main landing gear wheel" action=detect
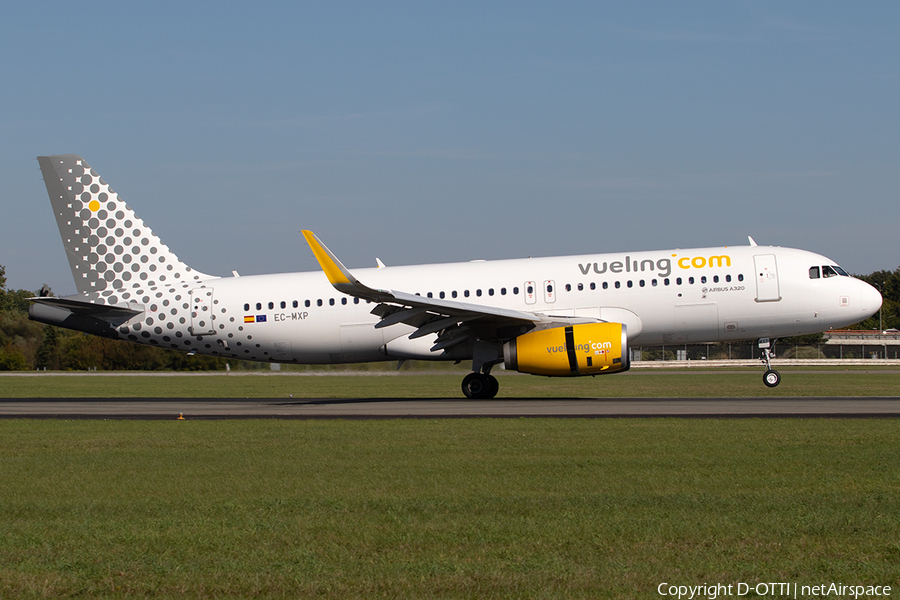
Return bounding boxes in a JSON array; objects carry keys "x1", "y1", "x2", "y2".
[
  {"x1": 462, "y1": 372, "x2": 499, "y2": 399},
  {"x1": 763, "y1": 369, "x2": 781, "y2": 388}
]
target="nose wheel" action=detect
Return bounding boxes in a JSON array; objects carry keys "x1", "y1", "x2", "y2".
[
  {"x1": 462, "y1": 372, "x2": 499, "y2": 399},
  {"x1": 758, "y1": 338, "x2": 781, "y2": 387}
]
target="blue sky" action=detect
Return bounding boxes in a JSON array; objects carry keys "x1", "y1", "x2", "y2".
[{"x1": 2, "y1": 2, "x2": 898, "y2": 295}]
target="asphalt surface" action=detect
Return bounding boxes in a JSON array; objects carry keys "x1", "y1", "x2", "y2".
[{"x1": 1, "y1": 397, "x2": 899, "y2": 419}]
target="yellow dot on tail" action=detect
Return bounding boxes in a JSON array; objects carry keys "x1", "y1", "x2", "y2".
[{"x1": 88, "y1": 200, "x2": 100, "y2": 212}]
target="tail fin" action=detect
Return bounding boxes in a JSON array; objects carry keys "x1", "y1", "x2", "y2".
[{"x1": 37, "y1": 155, "x2": 213, "y2": 294}]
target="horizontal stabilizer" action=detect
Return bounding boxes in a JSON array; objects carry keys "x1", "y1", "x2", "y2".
[
  {"x1": 29, "y1": 296, "x2": 143, "y2": 319},
  {"x1": 29, "y1": 296, "x2": 144, "y2": 338}
]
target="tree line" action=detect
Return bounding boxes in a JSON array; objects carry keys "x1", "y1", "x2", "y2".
[
  {"x1": 0, "y1": 265, "x2": 227, "y2": 371},
  {"x1": 1, "y1": 263, "x2": 898, "y2": 371}
]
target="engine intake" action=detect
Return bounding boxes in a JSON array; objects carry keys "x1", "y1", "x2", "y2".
[{"x1": 503, "y1": 322, "x2": 629, "y2": 376}]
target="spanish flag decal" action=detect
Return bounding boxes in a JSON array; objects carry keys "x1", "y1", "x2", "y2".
[{"x1": 244, "y1": 316, "x2": 254, "y2": 323}]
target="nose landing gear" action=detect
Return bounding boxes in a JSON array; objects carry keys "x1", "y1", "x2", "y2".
[{"x1": 759, "y1": 338, "x2": 781, "y2": 387}]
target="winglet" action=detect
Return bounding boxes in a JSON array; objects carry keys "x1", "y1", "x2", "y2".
[
  {"x1": 748, "y1": 236, "x2": 758, "y2": 247},
  {"x1": 302, "y1": 230, "x2": 386, "y2": 300}
]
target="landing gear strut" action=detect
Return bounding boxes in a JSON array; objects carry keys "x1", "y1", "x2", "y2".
[{"x1": 758, "y1": 338, "x2": 781, "y2": 387}]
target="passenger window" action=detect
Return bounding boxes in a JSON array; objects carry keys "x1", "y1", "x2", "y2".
[
  {"x1": 317, "y1": 299, "x2": 323, "y2": 307},
  {"x1": 329, "y1": 298, "x2": 335, "y2": 306},
  {"x1": 243, "y1": 303, "x2": 250, "y2": 311},
  {"x1": 565, "y1": 284, "x2": 571, "y2": 292},
  {"x1": 427, "y1": 292, "x2": 433, "y2": 298},
  {"x1": 664, "y1": 278, "x2": 670, "y2": 286},
  {"x1": 590, "y1": 282, "x2": 596, "y2": 290},
  {"x1": 452, "y1": 291, "x2": 458, "y2": 298},
  {"x1": 489, "y1": 288, "x2": 494, "y2": 296},
  {"x1": 602, "y1": 282, "x2": 608, "y2": 290},
  {"x1": 713, "y1": 276, "x2": 719, "y2": 283},
  {"x1": 639, "y1": 280, "x2": 645, "y2": 287},
  {"x1": 354, "y1": 298, "x2": 359, "y2": 304},
  {"x1": 476, "y1": 289, "x2": 483, "y2": 297},
  {"x1": 738, "y1": 274, "x2": 744, "y2": 282},
  {"x1": 676, "y1": 278, "x2": 682, "y2": 285},
  {"x1": 305, "y1": 300, "x2": 311, "y2": 307},
  {"x1": 809, "y1": 266, "x2": 820, "y2": 279},
  {"x1": 652, "y1": 279, "x2": 658, "y2": 287},
  {"x1": 725, "y1": 275, "x2": 731, "y2": 283},
  {"x1": 689, "y1": 277, "x2": 695, "y2": 284},
  {"x1": 501, "y1": 288, "x2": 507, "y2": 295},
  {"x1": 513, "y1": 287, "x2": 519, "y2": 295},
  {"x1": 465, "y1": 290, "x2": 471, "y2": 297},
  {"x1": 280, "y1": 301, "x2": 286, "y2": 309},
  {"x1": 439, "y1": 291, "x2": 445, "y2": 299},
  {"x1": 627, "y1": 281, "x2": 633, "y2": 288},
  {"x1": 256, "y1": 302, "x2": 262, "y2": 310},
  {"x1": 615, "y1": 281, "x2": 621, "y2": 289},
  {"x1": 700, "y1": 276, "x2": 707, "y2": 284},
  {"x1": 293, "y1": 300, "x2": 298, "y2": 308}
]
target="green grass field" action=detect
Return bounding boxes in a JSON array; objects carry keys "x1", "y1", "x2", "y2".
[
  {"x1": 1, "y1": 366, "x2": 899, "y2": 398},
  {"x1": 2, "y1": 419, "x2": 899, "y2": 599},
  {"x1": 1, "y1": 371, "x2": 899, "y2": 598}
]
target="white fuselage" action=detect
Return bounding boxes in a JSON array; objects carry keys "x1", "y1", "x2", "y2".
[{"x1": 174, "y1": 244, "x2": 880, "y2": 364}]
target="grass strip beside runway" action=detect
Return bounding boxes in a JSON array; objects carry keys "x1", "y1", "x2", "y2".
[
  {"x1": 1, "y1": 368, "x2": 899, "y2": 397},
  {"x1": 1, "y1": 419, "x2": 898, "y2": 599}
]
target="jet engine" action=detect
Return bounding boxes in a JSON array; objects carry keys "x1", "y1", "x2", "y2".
[{"x1": 503, "y1": 322, "x2": 629, "y2": 376}]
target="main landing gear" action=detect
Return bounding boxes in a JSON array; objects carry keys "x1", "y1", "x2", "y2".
[
  {"x1": 461, "y1": 341, "x2": 503, "y2": 399},
  {"x1": 461, "y1": 372, "x2": 499, "y2": 399},
  {"x1": 758, "y1": 338, "x2": 781, "y2": 387}
]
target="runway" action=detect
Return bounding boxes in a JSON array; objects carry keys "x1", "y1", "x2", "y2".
[{"x1": 2, "y1": 397, "x2": 900, "y2": 419}]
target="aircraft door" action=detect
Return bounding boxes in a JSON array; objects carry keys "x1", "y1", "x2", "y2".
[
  {"x1": 524, "y1": 281, "x2": 537, "y2": 305},
  {"x1": 753, "y1": 254, "x2": 781, "y2": 302},
  {"x1": 190, "y1": 288, "x2": 215, "y2": 336},
  {"x1": 543, "y1": 280, "x2": 556, "y2": 303}
]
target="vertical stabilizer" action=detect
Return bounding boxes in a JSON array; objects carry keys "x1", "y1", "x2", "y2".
[{"x1": 37, "y1": 155, "x2": 213, "y2": 294}]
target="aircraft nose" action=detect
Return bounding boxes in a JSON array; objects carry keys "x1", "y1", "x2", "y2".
[{"x1": 858, "y1": 279, "x2": 883, "y2": 318}]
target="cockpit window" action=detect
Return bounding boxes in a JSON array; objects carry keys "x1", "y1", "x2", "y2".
[
  {"x1": 822, "y1": 265, "x2": 839, "y2": 278},
  {"x1": 834, "y1": 265, "x2": 849, "y2": 276},
  {"x1": 809, "y1": 266, "x2": 820, "y2": 279}
]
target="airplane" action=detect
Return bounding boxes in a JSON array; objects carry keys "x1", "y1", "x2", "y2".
[{"x1": 30, "y1": 154, "x2": 882, "y2": 398}]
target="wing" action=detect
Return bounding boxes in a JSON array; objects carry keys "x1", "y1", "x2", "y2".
[{"x1": 302, "y1": 231, "x2": 600, "y2": 353}]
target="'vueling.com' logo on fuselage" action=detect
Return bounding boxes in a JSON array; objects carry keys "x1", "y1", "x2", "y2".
[{"x1": 577, "y1": 253, "x2": 732, "y2": 279}]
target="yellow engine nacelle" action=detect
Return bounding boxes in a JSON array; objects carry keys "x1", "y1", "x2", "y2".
[{"x1": 503, "y1": 322, "x2": 629, "y2": 376}]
